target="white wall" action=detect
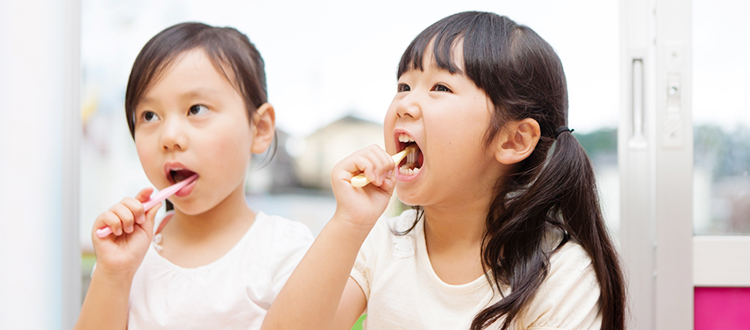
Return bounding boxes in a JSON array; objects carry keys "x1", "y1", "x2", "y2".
[{"x1": 0, "y1": 0, "x2": 80, "y2": 329}]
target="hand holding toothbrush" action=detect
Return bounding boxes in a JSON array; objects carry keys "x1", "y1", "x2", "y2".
[
  {"x1": 330, "y1": 145, "x2": 408, "y2": 230},
  {"x1": 350, "y1": 145, "x2": 416, "y2": 188},
  {"x1": 90, "y1": 174, "x2": 197, "y2": 277},
  {"x1": 95, "y1": 174, "x2": 198, "y2": 238},
  {"x1": 89, "y1": 186, "x2": 161, "y2": 277}
]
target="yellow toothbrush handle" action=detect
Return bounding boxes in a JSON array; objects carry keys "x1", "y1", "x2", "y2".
[
  {"x1": 350, "y1": 147, "x2": 412, "y2": 187},
  {"x1": 350, "y1": 175, "x2": 371, "y2": 188}
]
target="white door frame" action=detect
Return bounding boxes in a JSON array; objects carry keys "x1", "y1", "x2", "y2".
[
  {"x1": 620, "y1": 0, "x2": 694, "y2": 329},
  {"x1": 694, "y1": 236, "x2": 750, "y2": 287}
]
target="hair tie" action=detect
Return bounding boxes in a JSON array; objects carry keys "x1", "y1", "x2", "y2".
[{"x1": 554, "y1": 126, "x2": 574, "y2": 139}]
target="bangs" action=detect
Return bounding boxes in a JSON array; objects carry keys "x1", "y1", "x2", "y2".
[
  {"x1": 397, "y1": 16, "x2": 467, "y2": 77},
  {"x1": 396, "y1": 12, "x2": 529, "y2": 147},
  {"x1": 125, "y1": 22, "x2": 267, "y2": 137},
  {"x1": 396, "y1": 12, "x2": 517, "y2": 99}
]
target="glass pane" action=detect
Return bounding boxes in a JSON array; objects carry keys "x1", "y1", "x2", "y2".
[{"x1": 693, "y1": 0, "x2": 750, "y2": 235}]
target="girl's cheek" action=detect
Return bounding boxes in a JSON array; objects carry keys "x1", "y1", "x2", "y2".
[
  {"x1": 134, "y1": 139, "x2": 160, "y2": 181},
  {"x1": 135, "y1": 143, "x2": 154, "y2": 164},
  {"x1": 207, "y1": 136, "x2": 250, "y2": 172}
]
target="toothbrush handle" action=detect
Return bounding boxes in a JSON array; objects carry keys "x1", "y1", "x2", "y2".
[
  {"x1": 350, "y1": 175, "x2": 371, "y2": 188},
  {"x1": 350, "y1": 149, "x2": 410, "y2": 188},
  {"x1": 95, "y1": 174, "x2": 198, "y2": 238},
  {"x1": 95, "y1": 227, "x2": 113, "y2": 238}
]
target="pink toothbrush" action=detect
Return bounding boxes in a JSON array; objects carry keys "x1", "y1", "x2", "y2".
[{"x1": 95, "y1": 174, "x2": 199, "y2": 238}]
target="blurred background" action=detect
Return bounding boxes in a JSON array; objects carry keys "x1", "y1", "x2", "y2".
[
  {"x1": 71, "y1": 0, "x2": 750, "y2": 313},
  {"x1": 75, "y1": 2, "x2": 625, "y2": 326},
  {"x1": 78, "y1": 0, "x2": 625, "y2": 295},
  {"x1": 78, "y1": 0, "x2": 622, "y2": 247}
]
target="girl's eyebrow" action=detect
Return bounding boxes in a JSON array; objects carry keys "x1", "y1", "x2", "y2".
[
  {"x1": 139, "y1": 87, "x2": 220, "y2": 107},
  {"x1": 179, "y1": 87, "x2": 219, "y2": 100}
]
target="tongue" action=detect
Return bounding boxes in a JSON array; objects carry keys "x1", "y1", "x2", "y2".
[{"x1": 173, "y1": 170, "x2": 194, "y2": 183}]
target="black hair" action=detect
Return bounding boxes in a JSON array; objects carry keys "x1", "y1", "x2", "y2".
[
  {"x1": 125, "y1": 22, "x2": 276, "y2": 210},
  {"x1": 397, "y1": 11, "x2": 625, "y2": 330}
]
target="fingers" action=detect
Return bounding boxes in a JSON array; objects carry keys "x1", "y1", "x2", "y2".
[
  {"x1": 379, "y1": 170, "x2": 395, "y2": 190},
  {"x1": 109, "y1": 199, "x2": 139, "y2": 234},
  {"x1": 93, "y1": 189, "x2": 152, "y2": 238},
  {"x1": 95, "y1": 210, "x2": 123, "y2": 237},
  {"x1": 139, "y1": 202, "x2": 161, "y2": 239},
  {"x1": 134, "y1": 187, "x2": 155, "y2": 203},
  {"x1": 336, "y1": 145, "x2": 395, "y2": 186},
  {"x1": 123, "y1": 196, "x2": 147, "y2": 225},
  {"x1": 369, "y1": 146, "x2": 396, "y2": 186}
]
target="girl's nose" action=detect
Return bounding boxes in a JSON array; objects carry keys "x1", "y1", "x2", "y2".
[
  {"x1": 396, "y1": 94, "x2": 422, "y2": 120},
  {"x1": 160, "y1": 118, "x2": 188, "y2": 151}
]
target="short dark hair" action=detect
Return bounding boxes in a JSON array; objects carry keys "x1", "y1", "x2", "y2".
[{"x1": 125, "y1": 22, "x2": 267, "y2": 137}]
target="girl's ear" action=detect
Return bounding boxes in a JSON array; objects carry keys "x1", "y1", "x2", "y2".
[
  {"x1": 493, "y1": 118, "x2": 541, "y2": 165},
  {"x1": 251, "y1": 103, "x2": 276, "y2": 154}
]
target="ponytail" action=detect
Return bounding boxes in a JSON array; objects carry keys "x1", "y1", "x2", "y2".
[
  {"x1": 471, "y1": 131, "x2": 625, "y2": 330},
  {"x1": 551, "y1": 132, "x2": 625, "y2": 330}
]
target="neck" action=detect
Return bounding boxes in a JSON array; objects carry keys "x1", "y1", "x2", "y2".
[
  {"x1": 421, "y1": 187, "x2": 492, "y2": 250},
  {"x1": 419, "y1": 183, "x2": 495, "y2": 284},
  {"x1": 170, "y1": 184, "x2": 255, "y2": 239},
  {"x1": 420, "y1": 161, "x2": 505, "y2": 250}
]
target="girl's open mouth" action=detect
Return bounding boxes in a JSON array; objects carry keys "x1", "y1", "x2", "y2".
[
  {"x1": 168, "y1": 168, "x2": 198, "y2": 185},
  {"x1": 163, "y1": 162, "x2": 200, "y2": 197},
  {"x1": 396, "y1": 133, "x2": 424, "y2": 177},
  {"x1": 165, "y1": 167, "x2": 198, "y2": 198}
]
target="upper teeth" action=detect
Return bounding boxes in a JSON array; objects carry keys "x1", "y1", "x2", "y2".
[{"x1": 398, "y1": 134, "x2": 415, "y2": 143}]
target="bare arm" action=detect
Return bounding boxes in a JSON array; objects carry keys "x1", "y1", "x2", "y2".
[
  {"x1": 262, "y1": 145, "x2": 395, "y2": 330},
  {"x1": 74, "y1": 188, "x2": 160, "y2": 330},
  {"x1": 264, "y1": 218, "x2": 369, "y2": 330},
  {"x1": 333, "y1": 278, "x2": 369, "y2": 329},
  {"x1": 75, "y1": 268, "x2": 134, "y2": 330}
]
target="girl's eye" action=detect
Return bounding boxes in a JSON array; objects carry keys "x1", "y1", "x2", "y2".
[
  {"x1": 432, "y1": 84, "x2": 452, "y2": 93},
  {"x1": 398, "y1": 83, "x2": 411, "y2": 92},
  {"x1": 189, "y1": 104, "x2": 209, "y2": 116},
  {"x1": 142, "y1": 111, "x2": 159, "y2": 122}
]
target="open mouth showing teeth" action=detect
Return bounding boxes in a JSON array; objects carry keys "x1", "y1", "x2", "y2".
[
  {"x1": 169, "y1": 168, "x2": 197, "y2": 184},
  {"x1": 397, "y1": 133, "x2": 424, "y2": 175}
]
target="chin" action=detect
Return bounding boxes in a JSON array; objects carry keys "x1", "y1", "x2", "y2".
[
  {"x1": 172, "y1": 202, "x2": 209, "y2": 216},
  {"x1": 396, "y1": 190, "x2": 421, "y2": 208}
]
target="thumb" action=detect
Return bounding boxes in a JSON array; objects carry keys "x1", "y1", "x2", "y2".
[
  {"x1": 377, "y1": 170, "x2": 396, "y2": 195},
  {"x1": 139, "y1": 202, "x2": 161, "y2": 239}
]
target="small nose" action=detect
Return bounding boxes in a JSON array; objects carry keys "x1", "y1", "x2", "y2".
[
  {"x1": 160, "y1": 118, "x2": 187, "y2": 151},
  {"x1": 396, "y1": 93, "x2": 422, "y2": 120}
]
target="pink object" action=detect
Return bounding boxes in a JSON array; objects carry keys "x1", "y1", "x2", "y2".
[
  {"x1": 95, "y1": 174, "x2": 198, "y2": 238},
  {"x1": 695, "y1": 287, "x2": 750, "y2": 329}
]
